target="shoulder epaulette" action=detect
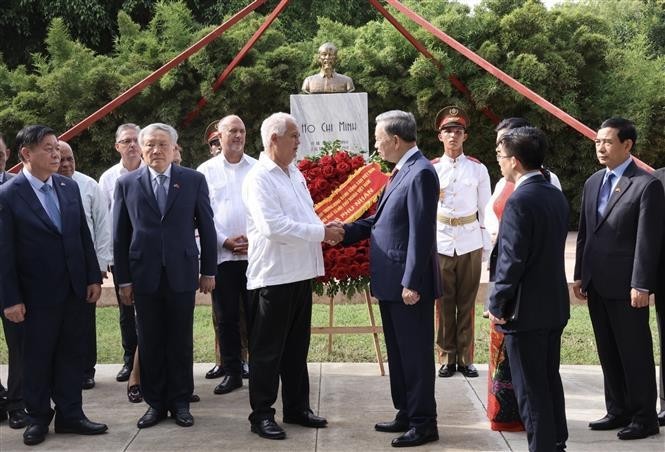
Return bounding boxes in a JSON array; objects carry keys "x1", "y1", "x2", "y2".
[
  {"x1": 466, "y1": 155, "x2": 482, "y2": 164},
  {"x1": 431, "y1": 157, "x2": 440, "y2": 164}
]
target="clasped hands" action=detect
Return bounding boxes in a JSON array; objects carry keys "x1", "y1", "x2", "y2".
[
  {"x1": 324, "y1": 220, "x2": 345, "y2": 246},
  {"x1": 223, "y1": 235, "x2": 248, "y2": 255}
]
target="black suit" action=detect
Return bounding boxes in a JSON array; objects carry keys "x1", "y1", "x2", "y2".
[
  {"x1": 344, "y1": 150, "x2": 440, "y2": 430},
  {"x1": 0, "y1": 171, "x2": 24, "y2": 414},
  {"x1": 575, "y1": 160, "x2": 664, "y2": 428},
  {"x1": 0, "y1": 171, "x2": 101, "y2": 425},
  {"x1": 652, "y1": 168, "x2": 665, "y2": 413},
  {"x1": 489, "y1": 174, "x2": 570, "y2": 451}
]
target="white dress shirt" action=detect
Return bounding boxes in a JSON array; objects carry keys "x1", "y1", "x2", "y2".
[
  {"x1": 198, "y1": 153, "x2": 257, "y2": 264},
  {"x1": 432, "y1": 153, "x2": 492, "y2": 257},
  {"x1": 72, "y1": 171, "x2": 112, "y2": 271},
  {"x1": 98, "y1": 159, "x2": 145, "y2": 265},
  {"x1": 242, "y1": 152, "x2": 325, "y2": 290},
  {"x1": 23, "y1": 168, "x2": 60, "y2": 211}
]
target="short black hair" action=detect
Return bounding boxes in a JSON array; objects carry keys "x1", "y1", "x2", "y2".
[
  {"x1": 499, "y1": 126, "x2": 547, "y2": 171},
  {"x1": 495, "y1": 117, "x2": 531, "y2": 133},
  {"x1": 16, "y1": 125, "x2": 56, "y2": 162},
  {"x1": 599, "y1": 117, "x2": 637, "y2": 151}
]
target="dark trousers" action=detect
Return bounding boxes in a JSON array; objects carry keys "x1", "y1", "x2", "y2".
[
  {"x1": 211, "y1": 261, "x2": 249, "y2": 375},
  {"x1": 23, "y1": 293, "x2": 86, "y2": 425},
  {"x1": 379, "y1": 297, "x2": 437, "y2": 429},
  {"x1": 504, "y1": 327, "x2": 568, "y2": 452},
  {"x1": 1, "y1": 315, "x2": 24, "y2": 412},
  {"x1": 587, "y1": 284, "x2": 658, "y2": 426},
  {"x1": 82, "y1": 302, "x2": 97, "y2": 379},
  {"x1": 247, "y1": 280, "x2": 312, "y2": 423},
  {"x1": 655, "y1": 285, "x2": 665, "y2": 411},
  {"x1": 133, "y1": 269, "x2": 195, "y2": 412},
  {"x1": 111, "y1": 265, "x2": 137, "y2": 368}
]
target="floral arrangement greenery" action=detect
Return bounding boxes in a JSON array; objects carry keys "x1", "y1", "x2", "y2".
[{"x1": 297, "y1": 140, "x2": 379, "y2": 298}]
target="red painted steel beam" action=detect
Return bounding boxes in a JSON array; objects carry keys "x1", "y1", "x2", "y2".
[
  {"x1": 182, "y1": 0, "x2": 291, "y2": 127},
  {"x1": 368, "y1": 0, "x2": 500, "y2": 125},
  {"x1": 57, "y1": 0, "x2": 267, "y2": 142},
  {"x1": 382, "y1": 0, "x2": 596, "y2": 140}
]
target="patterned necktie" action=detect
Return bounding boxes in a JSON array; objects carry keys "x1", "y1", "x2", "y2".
[
  {"x1": 40, "y1": 183, "x2": 62, "y2": 232},
  {"x1": 597, "y1": 172, "x2": 615, "y2": 219},
  {"x1": 155, "y1": 174, "x2": 167, "y2": 216},
  {"x1": 387, "y1": 168, "x2": 399, "y2": 188}
]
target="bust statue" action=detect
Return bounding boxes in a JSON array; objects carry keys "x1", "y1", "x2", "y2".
[{"x1": 301, "y1": 42, "x2": 355, "y2": 94}]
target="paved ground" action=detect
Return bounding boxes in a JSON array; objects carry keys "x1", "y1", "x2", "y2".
[{"x1": 1, "y1": 363, "x2": 662, "y2": 451}]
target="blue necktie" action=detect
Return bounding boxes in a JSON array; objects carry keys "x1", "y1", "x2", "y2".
[
  {"x1": 597, "y1": 172, "x2": 615, "y2": 219},
  {"x1": 40, "y1": 183, "x2": 62, "y2": 232},
  {"x1": 155, "y1": 174, "x2": 167, "y2": 216}
]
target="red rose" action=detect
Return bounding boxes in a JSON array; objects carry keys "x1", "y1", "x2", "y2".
[
  {"x1": 322, "y1": 165, "x2": 335, "y2": 177},
  {"x1": 337, "y1": 162, "x2": 351, "y2": 174},
  {"x1": 349, "y1": 264, "x2": 361, "y2": 277},
  {"x1": 351, "y1": 155, "x2": 365, "y2": 169},
  {"x1": 308, "y1": 167, "x2": 322, "y2": 178},
  {"x1": 334, "y1": 151, "x2": 351, "y2": 163},
  {"x1": 320, "y1": 155, "x2": 334, "y2": 166},
  {"x1": 360, "y1": 262, "x2": 370, "y2": 275},
  {"x1": 314, "y1": 178, "x2": 329, "y2": 193},
  {"x1": 344, "y1": 247, "x2": 357, "y2": 257},
  {"x1": 298, "y1": 159, "x2": 313, "y2": 171}
]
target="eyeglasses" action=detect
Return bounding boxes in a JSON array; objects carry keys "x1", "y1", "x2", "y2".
[
  {"x1": 496, "y1": 153, "x2": 512, "y2": 161},
  {"x1": 143, "y1": 142, "x2": 171, "y2": 151},
  {"x1": 208, "y1": 139, "x2": 221, "y2": 147},
  {"x1": 116, "y1": 138, "x2": 138, "y2": 146}
]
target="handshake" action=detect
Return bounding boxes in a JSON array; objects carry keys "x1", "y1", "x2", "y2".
[{"x1": 324, "y1": 220, "x2": 345, "y2": 246}]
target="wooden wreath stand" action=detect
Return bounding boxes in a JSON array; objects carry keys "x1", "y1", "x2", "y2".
[{"x1": 311, "y1": 287, "x2": 385, "y2": 376}]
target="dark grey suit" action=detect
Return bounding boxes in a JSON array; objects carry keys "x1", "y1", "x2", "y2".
[
  {"x1": 652, "y1": 168, "x2": 665, "y2": 413},
  {"x1": 575, "y1": 160, "x2": 664, "y2": 428}
]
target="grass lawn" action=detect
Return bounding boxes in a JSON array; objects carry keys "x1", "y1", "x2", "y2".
[{"x1": 0, "y1": 304, "x2": 660, "y2": 365}]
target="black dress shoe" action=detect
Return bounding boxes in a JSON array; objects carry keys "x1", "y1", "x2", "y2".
[
  {"x1": 214, "y1": 375, "x2": 243, "y2": 394},
  {"x1": 438, "y1": 364, "x2": 456, "y2": 378},
  {"x1": 190, "y1": 394, "x2": 201, "y2": 403},
  {"x1": 375, "y1": 418, "x2": 409, "y2": 432},
  {"x1": 23, "y1": 424, "x2": 49, "y2": 446},
  {"x1": 82, "y1": 376, "x2": 95, "y2": 390},
  {"x1": 588, "y1": 414, "x2": 631, "y2": 430},
  {"x1": 9, "y1": 409, "x2": 28, "y2": 429},
  {"x1": 205, "y1": 364, "x2": 225, "y2": 379},
  {"x1": 171, "y1": 408, "x2": 194, "y2": 427},
  {"x1": 116, "y1": 365, "x2": 131, "y2": 382},
  {"x1": 242, "y1": 361, "x2": 250, "y2": 379},
  {"x1": 458, "y1": 364, "x2": 479, "y2": 378},
  {"x1": 137, "y1": 407, "x2": 167, "y2": 429},
  {"x1": 617, "y1": 422, "x2": 659, "y2": 440},
  {"x1": 556, "y1": 441, "x2": 566, "y2": 451},
  {"x1": 127, "y1": 384, "x2": 143, "y2": 403},
  {"x1": 658, "y1": 409, "x2": 665, "y2": 427},
  {"x1": 391, "y1": 426, "x2": 439, "y2": 447},
  {"x1": 283, "y1": 410, "x2": 327, "y2": 428},
  {"x1": 54, "y1": 417, "x2": 108, "y2": 435},
  {"x1": 251, "y1": 418, "x2": 286, "y2": 439}
]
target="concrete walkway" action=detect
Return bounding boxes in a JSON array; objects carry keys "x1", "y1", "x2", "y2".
[{"x1": 0, "y1": 363, "x2": 662, "y2": 451}]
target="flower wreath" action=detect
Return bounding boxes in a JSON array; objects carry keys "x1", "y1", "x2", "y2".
[{"x1": 298, "y1": 141, "x2": 385, "y2": 297}]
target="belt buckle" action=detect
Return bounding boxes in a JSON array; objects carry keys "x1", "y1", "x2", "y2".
[{"x1": 450, "y1": 217, "x2": 461, "y2": 226}]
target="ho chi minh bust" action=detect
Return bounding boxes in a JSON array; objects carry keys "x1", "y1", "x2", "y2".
[{"x1": 301, "y1": 42, "x2": 355, "y2": 94}]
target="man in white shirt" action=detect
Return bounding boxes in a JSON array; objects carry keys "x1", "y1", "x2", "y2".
[
  {"x1": 58, "y1": 141, "x2": 112, "y2": 391},
  {"x1": 432, "y1": 106, "x2": 491, "y2": 379},
  {"x1": 197, "y1": 115, "x2": 256, "y2": 395},
  {"x1": 98, "y1": 124, "x2": 143, "y2": 383},
  {"x1": 242, "y1": 112, "x2": 343, "y2": 440}
]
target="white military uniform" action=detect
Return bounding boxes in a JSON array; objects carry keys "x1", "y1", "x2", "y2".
[{"x1": 432, "y1": 153, "x2": 491, "y2": 367}]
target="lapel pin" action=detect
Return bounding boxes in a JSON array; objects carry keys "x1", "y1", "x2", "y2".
[
  {"x1": 60, "y1": 182, "x2": 66, "y2": 186},
  {"x1": 614, "y1": 187, "x2": 621, "y2": 192},
  {"x1": 173, "y1": 183, "x2": 180, "y2": 189}
]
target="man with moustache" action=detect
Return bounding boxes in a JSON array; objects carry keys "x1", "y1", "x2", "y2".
[
  {"x1": 98, "y1": 123, "x2": 144, "y2": 384},
  {"x1": 432, "y1": 106, "x2": 491, "y2": 379},
  {"x1": 114, "y1": 123, "x2": 216, "y2": 429},
  {"x1": 574, "y1": 117, "x2": 663, "y2": 440},
  {"x1": 0, "y1": 125, "x2": 106, "y2": 445},
  {"x1": 197, "y1": 115, "x2": 256, "y2": 394},
  {"x1": 58, "y1": 140, "x2": 112, "y2": 390},
  {"x1": 242, "y1": 112, "x2": 343, "y2": 439},
  {"x1": 341, "y1": 110, "x2": 440, "y2": 447}
]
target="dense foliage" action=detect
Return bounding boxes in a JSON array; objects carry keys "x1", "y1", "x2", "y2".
[{"x1": 0, "y1": 0, "x2": 663, "y2": 225}]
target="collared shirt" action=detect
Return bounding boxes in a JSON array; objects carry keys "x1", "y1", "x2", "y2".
[
  {"x1": 72, "y1": 171, "x2": 112, "y2": 271},
  {"x1": 198, "y1": 153, "x2": 257, "y2": 264},
  {"x1": 514, "y1": 170, "x2": 542, "y2": 190},
  {"x1": 242, "y1": 152, "x2": 325, "y2": 290},
  {"x1": 23, "y1": 168, "x2": 61, "y2": 212},
  {"x1": 432, "y1": 153, "x2": 492, "y2": 256},
  {"x1": 394, "y1": 145, "x2": 419, "y2": 171},
  {"x1": 603, "y1": 155, "x2": 633, "y2": 192},
  {"x1": 147, "y1": 164, "x2": 172, "y2": 197},
  {"x1": 0, "y1": 171, "x2": 7, "y2": 184},
  {"x1": 99, "y1": 159, "x2": 145, "y2": 265}
]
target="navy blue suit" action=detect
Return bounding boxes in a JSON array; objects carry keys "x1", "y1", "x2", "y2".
[
  {"x1": 344, "y1": 150, "x2": 440, "y2": 429},
  {"x1": 113, "y1": 164, "x2": 216, "y2": 411},
  {"x1": 575, "y1": 161, "x2": 663, "y2": 428},
  {"x1": 490, "y1": 174, "x2": 570, "y2": 451},
  {"x1": 0, "y1": 171, "x2": 101, "y2": 425}
]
